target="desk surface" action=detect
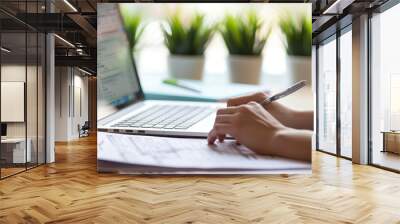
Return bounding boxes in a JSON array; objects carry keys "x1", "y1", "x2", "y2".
[
  {"x1": 1, "y1": 138, "x2": 26, "y2": 144},
  {"x1": 381, "y1": 131, "x2": 400, "y2": 134},
  {"x1": 140, "y1": 73, "x2": 314, "y2": 112}
]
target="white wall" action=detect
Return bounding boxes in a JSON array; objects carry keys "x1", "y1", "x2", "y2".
[
  {"x1": 54, "y1": 67, "x2": 89, "y2": 141},
  {"x1": 55, "y1": 66, "x2": 70, "y2": 141},
  {"x1": 75, "y1": 73, "x2": 89, "y2": 124},
  {"x1": 69, "y1": 73, "x2": 89, "y2": 138}
]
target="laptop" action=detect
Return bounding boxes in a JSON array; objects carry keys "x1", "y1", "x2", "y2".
[{"x1": 97, "y1": 4, "x2": 223, "y2": 137}]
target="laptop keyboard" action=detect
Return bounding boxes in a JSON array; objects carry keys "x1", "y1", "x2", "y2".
[{"x1": 112, "y1": 105, "x2": 214, "y2": 130}]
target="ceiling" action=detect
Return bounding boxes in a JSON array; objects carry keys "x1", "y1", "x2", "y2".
[{"x1": 0, "y1": 0, "x2": 394, "y2": 75}]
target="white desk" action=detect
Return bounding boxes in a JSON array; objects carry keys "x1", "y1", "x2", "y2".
[
  {"x1": 140, "y1": 74, "x2": 314, "y2": 111},
  {"x1": 1, "y1": 138, "x2": 31, "y2": 163}
]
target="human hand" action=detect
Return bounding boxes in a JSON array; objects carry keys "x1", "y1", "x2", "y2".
[
  {"x1": 227, "y1": 92, "x2": 293, "y2": 121},
  {"x1": 208, "y1": 101, "x2": 285, "y2": 155},
  {"x1": 227, "y1": 92, "x2": 313, "y2": 130},
  {"x1": 227, "y1": 92, "x2": 269, "y2": 107},
  {"x1": 208, "y1": 101, "x2": 312, "y2": 161}
]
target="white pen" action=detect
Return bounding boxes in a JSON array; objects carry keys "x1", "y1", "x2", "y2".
[{"x1": 259, "y1": 80, "x2": 307, "y2": 107}]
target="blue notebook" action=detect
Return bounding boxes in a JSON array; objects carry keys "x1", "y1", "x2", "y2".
[{"x1": 140, "y1": 76, "x2": 270, "y2": 102}]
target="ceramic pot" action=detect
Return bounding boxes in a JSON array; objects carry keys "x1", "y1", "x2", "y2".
[
  {"x1": 228, "y1": 55, "x2": 262, "y2": 84},
  {"x1": 168, "y1": 55, "x2": 205, "y2": 80},
  {"x1": 287, "y1": 56, "x2": 311, "y2": 85}
]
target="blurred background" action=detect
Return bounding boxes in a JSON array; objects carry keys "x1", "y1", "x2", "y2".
[
  {"x1": 120, "y1": 3, "x2": 312, "y2": 86},
  {"x1": 1, "y1": 0, "x2": 399, "y2": 180}
]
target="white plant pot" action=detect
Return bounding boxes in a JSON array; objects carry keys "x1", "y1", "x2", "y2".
[
  {"x1": 228, "y1": 55, "x2": 262, "y2": 84},
  {"x1": 287, "y1": 56, "x2": 312, "y2": 85},
  {"x1": 168, "y1": 55, "x2": 205, "y2": 80}
]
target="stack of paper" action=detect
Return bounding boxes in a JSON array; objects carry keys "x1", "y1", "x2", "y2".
[{"x1": 97, "y1": 132, "x2": 311, "y2": 174}]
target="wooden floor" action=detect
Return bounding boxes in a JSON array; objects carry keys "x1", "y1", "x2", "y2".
[
  {"x1": 373, "y1": 151, "x2": 400, "y2": 171},
  {"x1": 1, "y1": 167, "x2": 26, "y2": 178},
  {"x1": 1, "y1": 135, "x2": 400, "y2": 224}
]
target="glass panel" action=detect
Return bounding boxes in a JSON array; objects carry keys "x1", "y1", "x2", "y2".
[
  {"x1": 38, "y1": 32, "x2": 46, "y2": 165},
  {"x1": 339, "y1": 29, "x2": 352, "y2": 158},
  {"x1": 0, "y1": 1, "x2": 46, "y2": 178},
  {"x1": 1, "y1": 30, "x2": 28, "y2": 177},
  {"x1": 317, "y1": 37, "x2": 337, "y2": 154},
  {"x1": 27, "y1": 30, "x2": 38, "y2": 169},
  {"x1": 371, "y1": 4, "x2": 400, "y2": 171},
  {"x1": 26, "y1": 0, "x2": 40, "y2": 169},
  {"x1": 35, "y1": 0, "x2": 46, "y2": 165}
]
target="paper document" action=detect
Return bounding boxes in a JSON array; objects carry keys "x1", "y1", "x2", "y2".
[
  {"x1": 140, "y1": 75, "x2": 270, "y2": 102},
  {"x1": 97, "y1": 132, "x2": 311, "y2": 174}
]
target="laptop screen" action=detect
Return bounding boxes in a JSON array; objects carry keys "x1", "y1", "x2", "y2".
[{"x1": 97, "y1": 3, "x2": 143, "y2": 120}]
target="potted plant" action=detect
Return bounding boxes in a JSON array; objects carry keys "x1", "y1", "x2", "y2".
[
  {"x1": 279, "y1": 14, "x2": 312, "y2": 84},
  {"x1": 120, "y1": 9, "x2": 145, "y2": 52},
  {"x1": 162, "y1": 13, "x2": 215, "y2": 80},
  {"x1": 220, "y1": 12, "x2": 270, "y2": 84}
]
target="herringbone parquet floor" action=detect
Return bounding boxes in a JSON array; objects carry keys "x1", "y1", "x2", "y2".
[{"x1": 1, "y1": 134, "x2": 400, "y2": 224}]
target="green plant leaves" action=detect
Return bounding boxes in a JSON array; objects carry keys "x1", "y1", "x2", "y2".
[
  {"x1": 120, "y1": 8, "x2": 311, "y2": 58},
  {"x1": 279, "y1": 14, "x2": 311, "y2": 57},
  {"x1": 162, "y1": 13, "x2": 215, "y2": 55},
  {"x1": 220, "y1": 12, "x2": 270, "y2": 56},
  {"x1": 120, "y1": 9, "x2": 145, "y2": 52}
]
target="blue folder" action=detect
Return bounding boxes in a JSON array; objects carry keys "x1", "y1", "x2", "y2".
[{"x1": 140, "y1": 76, "x2": 270, "y2": 102}]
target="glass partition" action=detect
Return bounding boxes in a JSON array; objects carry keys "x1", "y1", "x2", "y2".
[
  {"x1": 27, "y1": 30, "x2": 38, "y2": 169},
  {"x1": 317, "y1": 36, "x2": 337, "y2": 154},
  {"x1": 38, "y1": 32, "x2": 46, "y2": 165},
  {"x1": 339, "y1": 28, "x2": 352, "y2": 158},
  {"x1": 1, "y1": 30, "x2": 28, "y2": 177},
  {"x1": 0, "y1": 1, "x2": 46, "y2": 179},
  {"x1": 26, "y1": 0, "x2": 46, "y2": 168}
]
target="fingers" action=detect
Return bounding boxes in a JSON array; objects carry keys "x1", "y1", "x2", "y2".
[
  {"x1": 215, "y1": 114, "x2": 234, "y2": 123},
  {"x1": 216, "y1": 103, "x2": 259, "y2": 116},
  {"x1": 218, "y1": 134, "x2": 225, "y2": 143},
  {"x1": 227, "y1": 92, "x2": 268, "y2": 107},
  {"x1": 209, "y1": 110, "x2": 237, "y2": 144},
  {"x1": 216, "y1": 107, "x2": 239, "y2": 115},
  {"x1": 207, "y1": 124, "x2": 234, "y2": 144},
  {"x1": 209, "y1": 108, "x2": 237, "y2": 145},
  {"x1": 209, "y1": 101, "x2": 268, "y2": 145},
  {"x1": 208, "y1": 129, "x2": 218, "y2": 144}
]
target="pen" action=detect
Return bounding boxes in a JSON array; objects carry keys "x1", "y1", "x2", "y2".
[
  {"x1": 163, "y1": 78, "x2": 202, "y2": 93},
  {"x1": 259, "y1": 80, "x2": 306, "y2": 107}
]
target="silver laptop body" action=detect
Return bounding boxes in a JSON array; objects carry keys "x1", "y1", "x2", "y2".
[{"x1": 97, "y1": 4, "x2": 222, "y2": 137}]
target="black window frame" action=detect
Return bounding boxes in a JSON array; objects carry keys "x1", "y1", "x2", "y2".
[{"x1": 315, "y1": 20, "x2": 352, "y2": 160}]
